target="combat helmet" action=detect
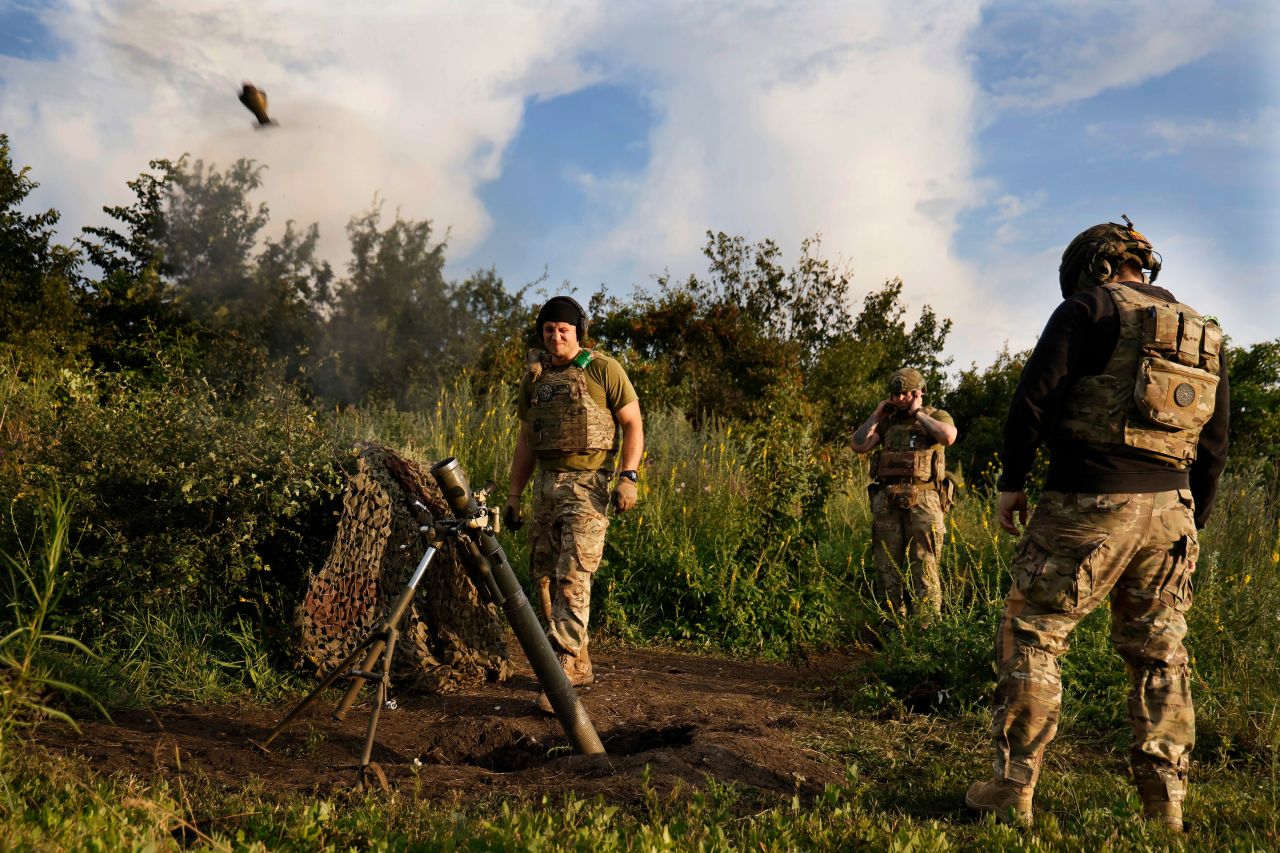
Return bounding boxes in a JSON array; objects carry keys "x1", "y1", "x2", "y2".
[
  {"x1": 1058, "y1": 216, "x2": 1161, "y2": 299},
  {"x1": 888, "y1": 368, "x2": 925, "y2": 394}
]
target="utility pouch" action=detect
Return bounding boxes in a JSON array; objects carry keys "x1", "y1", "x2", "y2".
[
  {"x1": 877, "y1": 451, "x2": 916, "y2": 480},
  {"x1": 1176, "y1": 315, "x2": 1204, "y2": 367},
  {"x1": 1200, "y1": 321, "x2": 1223, "y2": 375},
  {"x1": 1132, "y1": 356, "x2": 1219, "y2": 432},
  {"x1": 877, "y1": 450, "x2": 933, "y2": 481},
  {"x1": 1142, "y1": 305, "x2": 1180, "y2": 354},
  {"x1": 940, "y1": 471, "x2": 960, "y2": 513},
  {"x1": 885, "y1": 483, "x2": 918, "y2": 509}
]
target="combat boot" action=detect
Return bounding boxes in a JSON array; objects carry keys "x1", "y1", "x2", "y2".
[
  {"x1": 560, "y1": 650, "x2": 594, "y2": 686},
  {"x1": 1137, "y1": 779, "x2": 1184, "y2": 831},
  {"x1": 535, "y1": 648, "x2": 593, "y2": 714},
  {"x1": 1141, "y1": 800, "x2": 1183, "y2": 832},
  {"x1": 965, "y1": 779, "x2": 1033, "y2": 824}
]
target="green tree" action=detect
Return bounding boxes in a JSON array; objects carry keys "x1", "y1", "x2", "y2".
[
  {"x1": 807, "y1": 278, "x2": 953, "y2": 443},
  {"x1": 592, "y1": 231, "x2": 861, "y2": 425},
  {"x1": 590, "y1": 231, "x2": 951, "y2": 439},
  {"x1": 699, "y1": 232, "x2": 856, "y2": 366},
  {"x1": 81, "y1": 157, "x2": 332, "y2": 379},
  {"x1": 941, "y1": 346, "x2": 1030, "y2": 485},
  {"x1": 316, "y1": 205, "x2": 517, "y2": 406},
  {"x1": 317, "y1": 205, "x2": 448, "y2": 404},
  {"x1": 0, "y1": 135, "x2": 83, "y2": 363},
  {"x1": 450, "y1": 267, "x2": 533, "y2": 394},
  {"x1": 1227, "y1": 338, "x2": 1280, "y2": 469},
  {"x1": 78, "y1": 158, "x2": 193, "y2": 372},
  {"x1": 161, "y1": 159, "x2": 333, "y2": 365}
]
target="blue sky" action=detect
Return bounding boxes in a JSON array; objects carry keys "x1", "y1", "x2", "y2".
[
  {"x1": 1, "y1": 1, "x2": 1276, "y2": 366},
  {"x1": 468, "y1": 84, "x2": 654, "y2": 293}
]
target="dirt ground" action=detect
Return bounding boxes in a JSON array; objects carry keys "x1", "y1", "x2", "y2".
[{"x1": 37, "y1": 642, "x2": 856, "y2": 805}]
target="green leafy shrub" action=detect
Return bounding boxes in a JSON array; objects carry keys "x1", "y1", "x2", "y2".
[
  {"x1": 850, "y1": 608, "x2": 1001, "y2": 714},
  {"x1": 0, "y1": 357, "x2": 346, "y2": 636}
]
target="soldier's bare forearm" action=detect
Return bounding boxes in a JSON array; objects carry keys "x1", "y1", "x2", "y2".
[
  {"x1": 913, "y1": 410, "x2": 958, "y2": 446},
  {"x1": 618, "y1": 422, "x2": 644, "y2": 472},
  {"x1": 852, "y1": 412, "x2": 882, "y2": 451},
  {"x1": 614, "y1": 400, "x2": 645, "y2": 473},
  {"x1": 508, "y1": 427, "x2": 536, "y2": 496}
]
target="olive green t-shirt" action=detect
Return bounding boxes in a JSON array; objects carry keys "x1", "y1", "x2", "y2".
[{"x1": 518, "y1": 351, "x2": 638, "y2": 472}]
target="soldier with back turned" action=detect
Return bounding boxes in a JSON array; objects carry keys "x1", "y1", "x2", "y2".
[{"x1": 965, "y1": 219, "x2": 1229, "y2": 832}]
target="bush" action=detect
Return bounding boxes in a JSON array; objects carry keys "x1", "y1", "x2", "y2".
[{"x1": 0, "y1": 356, "x2": 346, "y2": 637}]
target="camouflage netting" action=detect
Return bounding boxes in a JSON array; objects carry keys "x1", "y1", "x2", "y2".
[{"x1": 296, "y1": 443, "x2": 510, "y2": 692}]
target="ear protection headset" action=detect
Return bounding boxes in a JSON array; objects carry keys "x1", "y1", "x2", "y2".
[
  {"x1": 1059, "y1": 216, "x2": 1162, "y2": 299},
  {"x1": 535, "y1": 295, "x2": 588, "y2": 341}
]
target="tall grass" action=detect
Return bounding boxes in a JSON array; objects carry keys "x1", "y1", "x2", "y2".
[
  {"x1": 598, "y1": 409, "x2": 846, "y2": 652},
  {"x1": 75, "y1": 607, "x2": 306, "y2": 708},
  {"x1": 340, "y1": 386, "x2": 850, "y2": 654},
  {"x1": 330, "y1": 379, "x2": 1280, "y2": 763},
  {"x1": 849, "y1": 462, "x2": 1280, "y2": 764},
  {"x1": 5, "y1": 371, "x2": 1274, "y2": 772},
  {"x1": 0, "y1": 493, "x2": 103, "y2": 773},
  {"x1": 1186, "y1": 460, "x2": 1280, "y2": 760}
]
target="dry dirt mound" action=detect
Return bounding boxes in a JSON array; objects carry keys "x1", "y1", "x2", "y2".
[{"x1": 38, "y1": 645, "x2": 853, "y2": 804}]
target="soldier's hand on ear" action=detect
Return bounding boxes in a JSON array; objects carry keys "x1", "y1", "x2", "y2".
[
  {"x1": 502, "y1": 496, "x2": 524, "y2": 531},
  {"x1": 612, "y1": 478, "x2": 638, "y2": 512},
  {"x1": 874, "y1": 398, "x2": 895, "y2": 419},
  {"x1": 907, "y1": 389, "x2": 924, "y2": 413}
]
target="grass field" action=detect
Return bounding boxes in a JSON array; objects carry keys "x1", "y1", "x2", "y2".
[{"x1": 3, "y1": 377, "x2": 1279, "y2": 850}]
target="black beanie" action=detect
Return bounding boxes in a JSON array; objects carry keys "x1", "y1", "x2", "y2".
[{"x1": 536, "y1": 297, "x2": 584, "y2": 329}]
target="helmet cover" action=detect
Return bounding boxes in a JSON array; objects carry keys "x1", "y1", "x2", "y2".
[{"x1": 1059, "y1": 217, "x2": 1161, "y2": 298}]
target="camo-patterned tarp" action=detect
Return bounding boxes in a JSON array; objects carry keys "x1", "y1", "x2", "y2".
[{"x1": 296, "y1": 443, "x2": 510, "y2": 692}]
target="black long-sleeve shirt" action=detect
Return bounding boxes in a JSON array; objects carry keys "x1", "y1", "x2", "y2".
[{"x1": 997, "y1": 281, "x2": 1230, "y2": 528}]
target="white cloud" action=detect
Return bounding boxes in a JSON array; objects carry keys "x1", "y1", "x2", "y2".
[
  {"x1": 562, "y1": 1, "x2": 993, "y2": 360},
  {"x1": 1144, "y1": 109, "x2": 1280, "y2": 155},
  {"x1": 978, "y1": 0, "x2": 1250, "y2": 111},
  {"x1": 4, "y1": 0, "x2": 998, "y2": 359},
  {"x1": 1, "y1": 0, "x2": 600, "y2": 266},
  {"x1": 2, "y1": 0, "x2": 1273, "y2": 369},
  {"x1": 990, "y1": 191, "x2": 1047, "y2": 243}
]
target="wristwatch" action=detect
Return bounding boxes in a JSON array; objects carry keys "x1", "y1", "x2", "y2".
[{"x1": 617, "y1": 469, "x2": 638, "y2": 482}]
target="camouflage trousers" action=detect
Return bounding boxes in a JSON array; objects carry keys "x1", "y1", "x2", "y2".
[
  {"x1": 528, "y1": 469, "x2": 610, "y2": 683},
  {"x1": 870, "y1": 485, "x2": 946, "y2": 618},
  {"x1": 992, "y1": 489, "x2": 1198, "y2": 807}
]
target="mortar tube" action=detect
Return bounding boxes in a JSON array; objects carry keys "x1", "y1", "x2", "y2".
[{"x1": 431, "y1": 458, "x2": 605, "y2": 756}]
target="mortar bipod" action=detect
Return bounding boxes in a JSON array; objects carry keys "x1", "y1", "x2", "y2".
[{"x1": 249, "y1": 542, "x2": 440, "y2": 790}]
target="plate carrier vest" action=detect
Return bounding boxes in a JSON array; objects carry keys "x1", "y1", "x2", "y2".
[
  {"x1": 1054, "y1": 282, "x2": 1221, "y2": 470},
  {"x1": 872, "y1": 408, "x2": 947, "y2": 487},
  {"x1": 526, "y1": 349, "x2": 617, "y2": 455}
]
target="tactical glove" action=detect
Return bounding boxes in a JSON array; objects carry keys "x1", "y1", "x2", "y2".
[
  {"x1": 611, "y1": 478, "x2": 638, "y2": 512},
  {"x1": 502, "y1": 498, "x2": 524, "y2": 531}
]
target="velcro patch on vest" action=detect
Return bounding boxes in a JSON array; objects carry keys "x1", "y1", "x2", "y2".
[
  {"x1": 534, "y1": 382, "x2": 575, "y2": 404},
  {"x1": 1133, "y1": 356, "x2": 1218, "y2": 433}
]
